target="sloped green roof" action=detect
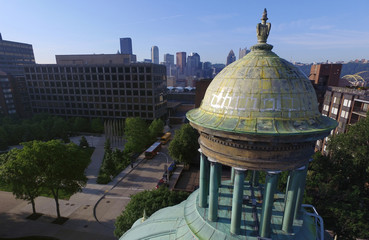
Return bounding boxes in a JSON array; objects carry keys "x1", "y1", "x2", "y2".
[
  {"x1": 120, "y1": 182, "x2": 318, "y2": 240},
  {"x1": 187, "y1": 43, "x2": 337, "y2": 136}
]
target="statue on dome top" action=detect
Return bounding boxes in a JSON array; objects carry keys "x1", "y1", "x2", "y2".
[{"x1": 256, "y1": 8, "x2": 271, "y2": 43}]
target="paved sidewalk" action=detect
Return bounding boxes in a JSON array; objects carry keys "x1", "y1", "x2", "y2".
[{"x1": 0, "y1": 135, "x2": 173, "y2": 239}]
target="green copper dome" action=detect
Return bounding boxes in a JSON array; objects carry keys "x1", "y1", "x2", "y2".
[{"x1": 187, "y1": 34, "x2": 336, "y2": 137}]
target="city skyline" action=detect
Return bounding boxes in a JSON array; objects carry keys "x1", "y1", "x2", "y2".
[{"x1": 1, "y1": 0, "x2": 368, "y2": 64}]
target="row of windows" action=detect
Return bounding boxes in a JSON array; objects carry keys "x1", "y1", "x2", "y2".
[
  {"x1": 28, "y1": 88, "x2": 154, "y2": 96},
  {"x1": 29, "y1": 94, "x2": 160, "y2": 104},
  {"x1": 25, "y1": 66, "x2": 154, "y2": 74},
  {"x1": 32, "y1": 108, "x2": 155, "y2": 119},
  {"x1": 32, "y1": 101, "x2": 157, "y2": 111},
  {"x1": 27, "y1": 81, "x2": 153, "y2": 89},
  {"x1": 25, "y1": 73, "x2": 158, "y2": 82}
]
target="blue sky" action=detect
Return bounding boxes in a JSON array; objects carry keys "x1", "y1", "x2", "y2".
[{"x1": 1, "y1": 0, "x2": 368, "y2": 64}]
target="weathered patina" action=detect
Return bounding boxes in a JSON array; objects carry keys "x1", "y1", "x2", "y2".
[{"x1": 186, "y1": 10, "x2": 336, "y2": 170}]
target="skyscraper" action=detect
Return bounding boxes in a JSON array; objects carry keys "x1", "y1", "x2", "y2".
[
  {"x1": 164, "y1": 54, "x2": 174, "y2": 66},
  {"x1": 120, "y1": 38, "x2": 132, "y2": 55},
  {"x1": 164, "y1": 54, "x2": 175, "y2": 77},
  {"x1": 176, "y1": 52, "x2": 186, "y2": 75},
  {"x1": 151, "y1": 46, "x2": 159, "y2": 64},
  {"x1": 239, "y1": 47, "x2": 250, "y2": 59},
  {"x1": 0, "y1": 33, "x2": 35, "y2": 117},
  {"x1": 226, "y1": 50, "x2": 236, "y2": 65},
  {"x1": 187, "y1": 52, "x2": 201, "y2": 77}
]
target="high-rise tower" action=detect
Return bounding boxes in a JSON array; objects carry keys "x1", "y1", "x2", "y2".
[
  {"x1": 176, "y1": 52, "x2": 186, "y2": 75},
  {"x1": 0, "y1": 33, "x2": 35, "y2": 117},
  {"x1": 239, "y1": 47, "x2": 250, "y2": 59},
  {"x1": 226, "y1": 50, "x2": 236, "y2": 65},
  {"x1": 151, "y1": 46, "x2": 159, "y2": 64},
  {"x1": 120, "y1": 38, "x2": 132, "y2": 55}
]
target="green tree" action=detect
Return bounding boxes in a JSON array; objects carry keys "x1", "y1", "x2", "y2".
[
  {"x1": 168, "y1": 124, "x2": 199, "y2": 165},
  {"x1": 148, "y1": 119, "x2": 164, "y2": 141},
  {"x1": 305, "y1": 114, "x2": 369, "y2": 239},
  {"x1": 114, "y1": 187, "x2": 189, "y2": 237},
  {"x1": 0, "y1": 148, "x2": 43, "y2": 214},
  {"x1": 72, "y1": 117, "x2": 90, "y2": 132},
  {"x1": 24, "y1": 140, "x2": 89, "y2": 218},
  {"x1": 124, "y1": 117, "x2": 150, "y2": 153},
  {"x1": 91, "y1": 118, "x2": 104, "y2": 133},
  {"x1": 79, "y1": 136, "x2": 89, "y2": 148}
]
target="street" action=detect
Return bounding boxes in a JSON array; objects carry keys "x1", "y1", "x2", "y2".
[{"x1": 0, "y1": 135, "x2": 174, "y2": 240}]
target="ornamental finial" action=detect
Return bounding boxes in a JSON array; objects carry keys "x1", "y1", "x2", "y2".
[{"x1": 256, "y1": 8, "x2": 271, "y2": 43}]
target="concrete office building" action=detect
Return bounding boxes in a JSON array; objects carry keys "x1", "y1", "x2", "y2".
[
  {"x1": 56, "y1": 54, "x2": 136, "y2": 65},
  {"x1": 24, "y1": 63, "x2": 167, "y2": 120},
  {"x1": 0, "y1": 71, "x2": 17, "y2": 115},
  {"x1": 151, "y1": 46, "x2": 159, "y2": 64},
  {"x1": 0, "y1": 33, "x2": 35, "y2": 117},
  {"x1": 120, "y1": 38, "x2": 132, "y2": 55}
]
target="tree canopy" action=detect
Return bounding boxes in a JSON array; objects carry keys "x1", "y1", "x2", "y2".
[
  {"x1": 0, "y1": 148, "x2": 42, "y2": 214},
  {"x1": 168, "y1": 124, "x2": 199, "y2": 164},
  {"x1": 124, "y1": 117, "x2": 150, "y2": 154},
  {"x1": 305, "y1": 114, "x2": 369, "y2": 239},
  {"x1": 0, "y1": 114, "x2": 105, "y2": 150},
  {"x1": 0, "y1": 140, "x2": 90, "y2": 218},
  {"x1": 148, "y1": 119, "x2": 164, "y2": 141},
  {"x1": 114, "y1": 187, "x2": 189, "y2": 237}
]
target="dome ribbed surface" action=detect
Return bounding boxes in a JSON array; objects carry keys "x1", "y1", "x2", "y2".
[{"x1": 187, "y1": 44, "x2": 337, "y2": 135}]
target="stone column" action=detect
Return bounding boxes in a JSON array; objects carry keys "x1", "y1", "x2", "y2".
[
  {"x1": 282, "y1": 166, "x2": 305, "y2": 233},
  {"x1": 230, "y1": 168, "x2": 246, "y2": 235},
  {"x1": 230, "y1": 167, "x2": 235, "y2": 184},
  {"x1": 199, "y1": 149, "x2": 210, "y2": 208},
  {"x1": 208, "y1": 158, "x2": 219, "y2": 222},
  {"x1": 251, "y1": 170, "x2": 259, "y2": 187},
  {"x1": 259, "y1": 171, "x2": 280, "y2": 238},
  {"x1": 217, "y1": 163, "x2": 222, "y2": 186},
  {"x1": 294, "y1": 162, "x2": 309, "y2": 220}
]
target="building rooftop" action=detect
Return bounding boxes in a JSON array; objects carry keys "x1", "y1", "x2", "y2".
[{"x1": 120, "y1": 181, "x2": 317, "y2": 240}]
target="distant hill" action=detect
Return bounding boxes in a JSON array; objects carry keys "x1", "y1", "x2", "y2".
[
  {"x1": 341, "y1": 62, "x2": 369, "y2": 77},
  {"x1": 296, "y1": 62, "x2": 369, "y2": 78}
]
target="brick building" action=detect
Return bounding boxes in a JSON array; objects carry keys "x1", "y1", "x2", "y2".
[{"x1": 316, "y1": 86, "x2": 369, "y2": 153}]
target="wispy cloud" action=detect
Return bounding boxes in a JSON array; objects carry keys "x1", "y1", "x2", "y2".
[
  {"x1": 198, "y1": 13, "x2": 237, "y2": 24},
  {"x1": 160, "y1": 14, "x2": 184, "y2": 21},
  {"x1": 274, "y1": 17, "x2": 336, "y2": 32},
  {"x1": 273, "y1": 29, "x2": 369, "y2": 48}
]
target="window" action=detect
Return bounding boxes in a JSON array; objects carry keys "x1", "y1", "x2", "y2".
[
  {"x1": 343, "y1": 99, "x2": 348, "y2": 106},
  {"x1": 323, "y1": 104, "x2": 329, "y2": 111},
  {"x1": 331, "y1": 107, "x2": 338, "y2": 115}
]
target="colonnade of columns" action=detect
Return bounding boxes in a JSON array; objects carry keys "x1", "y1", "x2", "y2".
[{"x1": 198, "y1": 150, "x2": 309, "y2": 238}]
